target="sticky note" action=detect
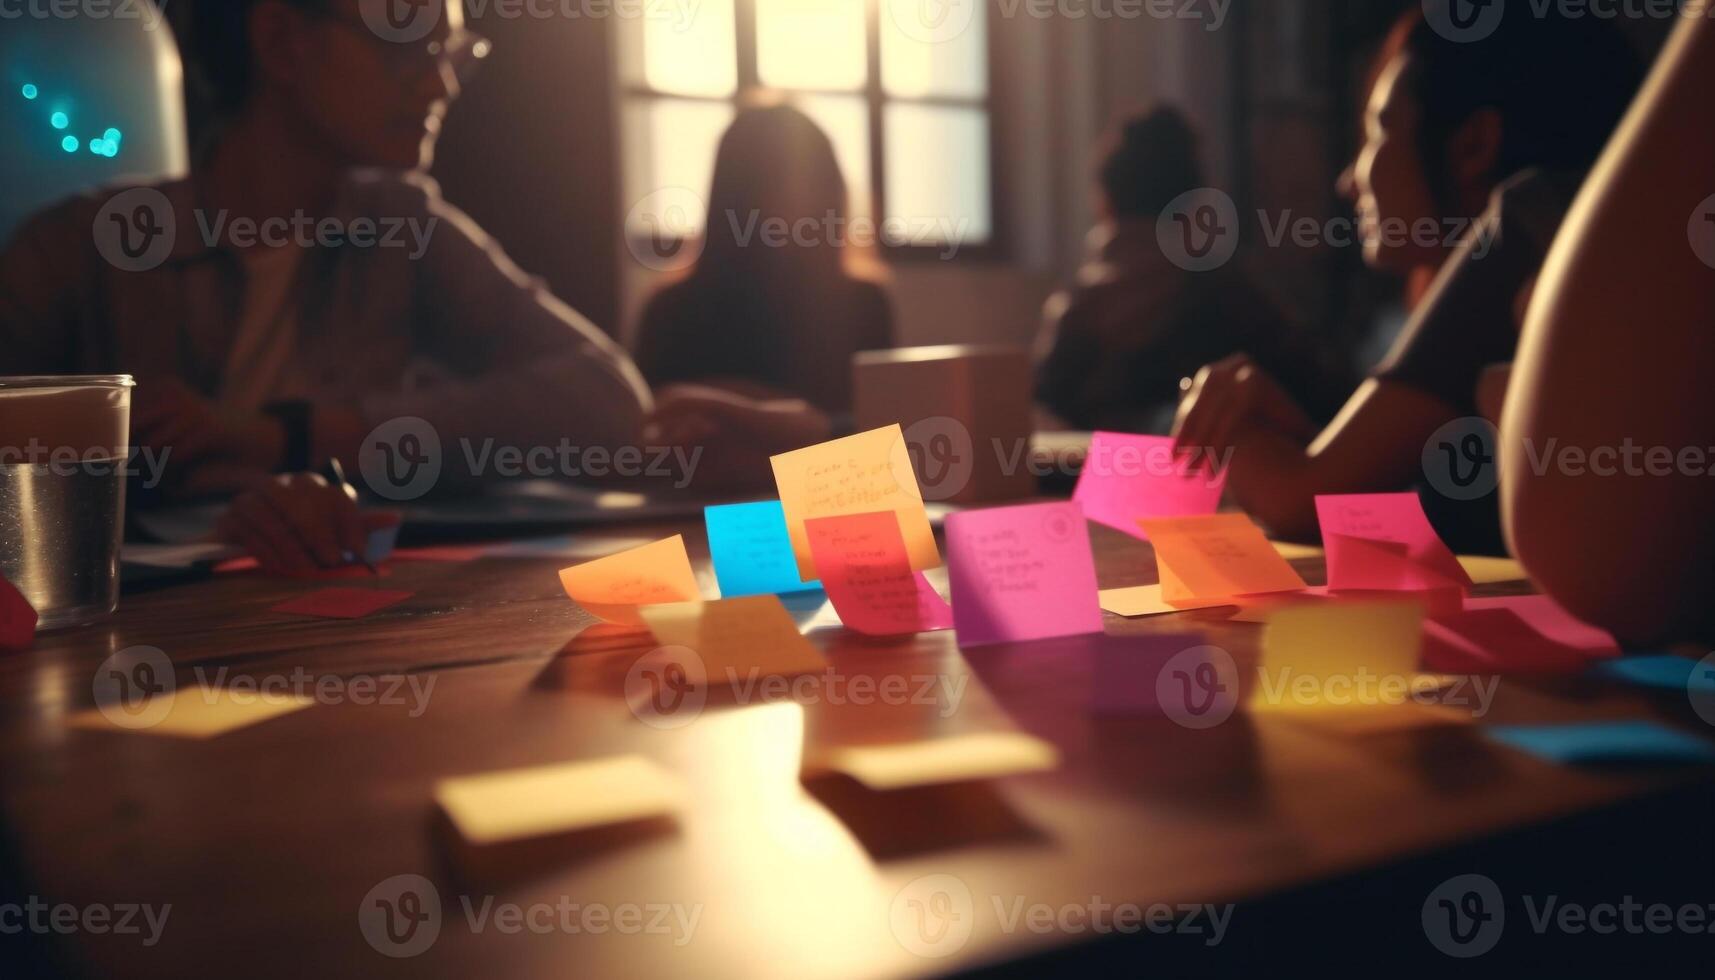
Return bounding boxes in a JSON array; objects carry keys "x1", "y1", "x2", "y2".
[
  {"x1": 1091, "y1": 633, "x2": 1219, "y2": 715},
  {"x1": 946, "y1": 501, "x2": 1103, "y2": 647},
  {"x1": 821, "y1": 733, "x2": 1060, "y2": 790},
  {"x1": 1139, "y1": 513, "x2": 1307, "y2": 603},
  {"x1": 1594, "y1": 655, "x2": 1715, "y2": 693},
  {"x1": 1275, "y1": 700, "x2": 1473, "y2": 736},
  {"x1": 391, "y1": 544, "x2": 489, "y2": 563},
  {"x1": 1272, "y1": 541, "x2": 1326, "y2": 561},
  {"x1": 436, "y1": 756, "x2": 685, "y2": 846},
  {"x1": 1252, "y1": 601, "x2": 1426, "y2": 712},
  {"x1": 271, "y1": 587, "x2": 414, "y2": 619},
  {"x1": 558, "y1": 536, "x2": 701, "y2": 626},
  {"x1": 1098, "y1": 584, "x2": 1235, "y2": 618},
  {"x1": 1072, "y1": 432, "x2": 1225, "y2": 538},
  {"x1": 704, "y1": 500, "x2": 821, "y2": 598},
  {"x1": 770, "y1": 424, "x2": 939, "y2": 582},
  {"x1": 1, "y1": 576, "x2": 36, "y2": 653},
  {"x1": 805, "y1": 512, "x2": 953, "y2": 636},
  {"x1": 364, "y1": 522, "x2": 402, "y2": 564},
  {"x1": 1484, "y1": 721, "x2": 1715, "y2": 766},
  {"x1": 1316, "y1": 494, "x2": 1473, "y2": 593},
  {"x1": 68, "y1": 685, "x2": 314, "y2": 738},
  {"x1": 1422, "y1": 595, "x2": 1619, "y2": 674},
  {"x1": 639, "y1": 595, "x2": 827, "y2": 679},
  {"x1": 1456, "y1": 555, "x2": 1528, "y2": 585}
]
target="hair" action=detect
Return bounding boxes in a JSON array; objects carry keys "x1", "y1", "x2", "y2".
[
  {"x1": 1097, "y1": 107, "x2": 1203, "y2": 219},
  {"x1": 1382, "y1": 1, "x2": 1646, "y2": 209},
  {"x1": 182, "y1": 0, "x2": 327, "y2": 115}
]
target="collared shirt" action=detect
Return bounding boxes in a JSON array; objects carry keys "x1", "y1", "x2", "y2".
[{"x1": 0, "y1": 168, "x2": 652, "y2": 489}]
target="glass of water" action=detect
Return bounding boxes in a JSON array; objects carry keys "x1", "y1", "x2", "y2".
[{"x1": 0, "y1": 376, "x2": 134, "y2": 630}]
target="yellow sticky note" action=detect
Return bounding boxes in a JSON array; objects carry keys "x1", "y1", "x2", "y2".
[
  {"x1": 1274, "y1": 700, "x2": 1472, "y2": 735},
  {"x1": 1272, "y1": 541, "x2": 1326, "y2": 560},
  {"x1": 436, "y1": 755, "x2": 684, "y2": 846},
  {"x1": 1457, "y1": 555, "x2": 1529, "y2": 584},
  {"x1": 822, "y1": 733, "x2": 1060, "y2": 790},
  {"x1": 1098, "y1": 584, "x2": 1235, "y2": 618},
  {"x1": 1140, "y1": 513, "x2": 1307, "y2": 603},
  {"x1": 639, "y1": 595, "x2": 827, "y2": 679},
  {"x1": 67, "y1": 686, "x2": 314, "y2": 739},
  {"x1": 559, "y1": 535, "x2": 701, "y2": 626},
  {"x1": 1251, "y1": 601, "x2": 1426, "y2": 712},
  {"x1": 770, "y1": 424, "x2": 940, "y2": 582}
]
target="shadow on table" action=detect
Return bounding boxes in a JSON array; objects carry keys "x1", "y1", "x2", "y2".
[{"x1": 804, "y1": 775, "x2": 1048, "y2": 860}]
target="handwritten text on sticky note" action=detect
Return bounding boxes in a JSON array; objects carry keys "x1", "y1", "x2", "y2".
[
  {"x1": 771, "y1": 425, "x2": 940, "y2": 581},
  {"x1": 805, "y1": 512, "x2": 952, "y2": 636},
  {"x1": 946, "y1": 501, "x2": 1104, "y2": 647},
  {"x1": 558, "y1": 536, "x2": 701, "y2": 626}
]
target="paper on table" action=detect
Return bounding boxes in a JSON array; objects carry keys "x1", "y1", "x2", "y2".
[
  {"x1": 271, "y1": 588, "x2": 414, "y2": 619},
  {"x1": 1422, "y1": 595, "x2": 1618, "y2": 674},
  {"x1": 1272, "y1": 541, "x2": 1326, "y2": 561},
  {"x1": 67, "y1": 685, "x2": 314, "y2": 738},
  {"x1": 1456, "y1": 555, "x2": 1529, "y2": 584},
  {"x1": 1316, "y1": 494, "x2": 1473, "y2": 594},
  {"x1": 1274, "y1": 700, "x2": 1473, "y2": 735},
  {"x1": 1, "y1": 575, "x2": 37, "y2": 652},
  {"x1": 557, "y1": 536, "x2": 702, "y2": 626},
  {"x1": 946, "y1": 501, "x2": 1104, "y2": 647},
  {"x1": 1483, "y1": 721, "x2": 1715, "y2": 766},
  {"x1": 820, "y1": 733, "x2": 1060, "y2": 790},
  {"x1": 639, "y1": 595, "x2": 827, "y2": 679},
  {"x1": 436, "y1": 756, "x2": 685, "y2": 846},
  {"x1": 1097, "y1": 584, "x2": 1235, "y2": 618},
  {"x1": 1139, "y1": 513, "x2": 1307, "y2": 603},
  {"x1": 1595, "y1": 654, "x2": 1715, "y2": 693},
  {"x1": 704, "y1": 500, "x2": 822, "y2": 598},
  {"x1": 1252, "y1": 600, "x2": 1426, "y2": 712},
  {"x1": 1072, "y1": 432, "x2": 1225, "y2": 538},
  {"x1": 805, "y1": 512, "x2": 953, "y2": 636},
  {"x1": 770, "y1": 424, "x2": 939, "y2": 582}
]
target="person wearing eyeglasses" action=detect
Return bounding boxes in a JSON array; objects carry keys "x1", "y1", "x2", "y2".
[{"x1": 0, "y1": 0, "x2": 650, "y2": 509}]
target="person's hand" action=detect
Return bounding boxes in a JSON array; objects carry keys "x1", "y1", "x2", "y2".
[
  {"x1": 215, "y1": 473, "x2": 401, "y2": 577},
  {"x1": 133, "y1": 380, "x2": 285, "y2": 493},
  {"x1": 1171, "y1": 354, "x2": 1316, "y2": 462},
  {"x1": 645, "y1": 385, "x2": 833, "y2": 491}
]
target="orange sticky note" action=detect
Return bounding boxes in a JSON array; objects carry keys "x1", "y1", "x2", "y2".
[
  {"x1": 1138, "y1": 513, "x2": 1307, "y2": 603},
  {"x1": 805, "y1": 512, "x2": 953, "y2": 636},
  {"x1": 558, "y1": 536, "x2": 702, "y2": 626},
  {"x1": 1097, "y1": 584, "x2": 1235, "y2": 618},
  {"x1": 639, "y1": 596, "x2": 827, "y2": 680},
  {"x1": 770, "y1": 424, "x2": 940, "y2": 582}
]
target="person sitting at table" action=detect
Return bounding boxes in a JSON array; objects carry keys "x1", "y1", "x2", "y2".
[
  {"x1": 1503, "y1": 8, "x2": 1715, "y2": 646},
  {"x1": 1034, "y1": 107, "x2": 1343, "y2": 433},
  {"x1": 1168, "y1": 2, "x2": 1643, "y2": 553}
]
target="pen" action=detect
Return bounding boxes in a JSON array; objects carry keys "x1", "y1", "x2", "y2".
[{"x1": 324, "y1": 458, "x2": 382, "y2": 580}]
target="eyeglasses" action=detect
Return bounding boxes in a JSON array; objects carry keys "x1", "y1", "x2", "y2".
[{"x1": 305, "y1": 10, "x2": 494, "y2": 85}]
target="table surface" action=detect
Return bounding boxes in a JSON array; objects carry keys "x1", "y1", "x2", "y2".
[{"x1": 1, "y1": 512, "x2": 1708, "y2": 979}]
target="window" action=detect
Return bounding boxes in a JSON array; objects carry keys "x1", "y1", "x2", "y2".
[{"x1": 617, "y1": 0, "x2": 993, "y2": 263}]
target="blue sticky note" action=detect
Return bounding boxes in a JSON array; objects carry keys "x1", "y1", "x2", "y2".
[
  {"x1": 705, "y1": 500, "x2": 821, "y2": 598},
  {"x1": 1593, "y1": 655, "x2": 1715, "y2": 695},
  {"x1": 1485, "y1": 721, "x2": 1715, "y2": 766},
  {"x1": 364, "y1": 523, "x2": 402, "y2": 564}
]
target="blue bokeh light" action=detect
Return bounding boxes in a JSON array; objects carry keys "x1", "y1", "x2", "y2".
[
  {"x1": 21, "y1": 84, "x2": 39, "y2": 100},
  {"x1": 61, "y1": 135, "x2": 80, "y2": 153},
  {"x1": 50, "y1": 111, "x2": 69, "y2": 130},
  {"x1": 103, "y1": 127, "x2": 121, "y2": 143}
]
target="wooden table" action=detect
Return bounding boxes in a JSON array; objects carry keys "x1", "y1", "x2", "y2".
[{"x1": 2, "y1": 516, "x2": 1711, "y2": 978}]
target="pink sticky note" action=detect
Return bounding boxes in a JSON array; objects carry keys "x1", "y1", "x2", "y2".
[
  {"x1": 271, "y1": 588, "x2": 414, "y2": 620},
  {"x1": 806, "y1": 512, "x2": 954, "y2": 636},
  {"x1": 1, "y1": 575, "x2": 37, "y2": 653},
  {"x1": 1092, "y1": 633, "x2": 1228, "y2": 718},
  {"x1": 947, "y1": 502, "x2": 1104, "y2": 647},
  {"x1": 1072, "y1": 432, "x2": 1226, "y2": 539},
  {"x1": 1422, "y1": 595, "x2": 1619, "y2": 674},
  {"x1": 1316, "y1": 493, "x2": 1474, "y2": 593}
]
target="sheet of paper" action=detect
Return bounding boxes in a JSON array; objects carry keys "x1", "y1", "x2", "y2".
[
  {"x1": 67, "y1": 685, "x2": 314, "y2": 739},
  {"x1": 946, "y1": 501, "x2": 1104, "y2": 647},
  {"x1": 1091, "y1": 633, "x2": 1222, "y2": 716},
  {"x1": 271, "y1": 587, "x2": 414, "y2": 619},
  {"x1": 1072, "y1": 432, "x2": 1225, "y2": 538},
  {"x1": 1594, "y1": 655, "x2": 1715, "y2": 693},
  {"x1": 436, "y1": 756, "x2": 685, "y2": 846},
  {"x1": 1253, "y1": 600, "x2": 1426, "y2": 712},
  {"x1": 639, "y1": 595, "x2": 828, "y2": 679},
  {"x1": 1484, "y1": 721, "x2": 1715, "y2": 766},
  {"x1": 770, "y1": 424, "x2": 939, "y2": 582},
  {"x1": 1272, "y1": 541, "x2": 1325, "y2": 561},
  {"x1": 1316, "y1": 494, "x2": 1473, "y2": 593},
  {"x1": 121, "y1": 541, "x2": 241, "y2": 569},
  {"x1": 1, "y1": 576, "x2": 37, "y2": 651},
  {"x1": 1422, "y1": 595, "x2": 1619, "y2": 674},
  {"x1": 1139, "y1": 513, "x2": 1307, "y2": 603},
  {"x1": 557, "y1": 536, "x2": 702, "y2": 626},
  {"x1": 704, "y1": 500, "x2": 822, "y2": 598},
  {"x1": 822, "y1": 733, "x2": 1060, "y2": 790},
  {"x1": 1456, "y1": 555, "x2": 1528, "y2": 584},
  {"x1": 1098, "y1": 584, "x2": 1235, "y2": 618},
  {"x1": 805, "y1": 512, "x2": 953, "y2": 636}
]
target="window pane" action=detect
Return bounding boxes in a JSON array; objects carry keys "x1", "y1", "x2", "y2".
[
  {"x1": 879, "y1": 0, "x2": 988, "y2": 98},
  {"x1": 756, "y1": 0, "x2": 867, "y2": 91},
  {"x1": 622, "y1": 97, "x2": 735, "y2": 239},
  {"x1": 883, "y1": 103, "x2": 991, "y2": 246},
  {"x1": 640, "y1": 0, "x2": 737, "y2": 97},
  {"x1": 793, "y1": 94, "x2": 872, "y2": 221}
]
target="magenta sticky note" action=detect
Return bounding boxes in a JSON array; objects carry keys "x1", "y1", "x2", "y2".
[
  {"x1": 1316, "y1": 493, "x2": 1473, "y2": 593},
  {"x1": 947, "y1": 501, "x2": 1105, "y2": 647},
  {"x1": 1422, "y1": 595, "x2": 1620, "y2": 674},
  {"x1": 1091, "y1": 633, "x2": 1223, "y2": 717},
  {"x1": 1072, "y1": 432, "x2": 1226, "y2": 539}
]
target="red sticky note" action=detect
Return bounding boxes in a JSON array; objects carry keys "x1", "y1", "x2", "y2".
[
  {"x1": 946, "y1": 501, "x2": 1104, "y2": 647},
  {"x1": 1422, "y1": 595, "x2": 1619, "y2": 674},
  {"x1": 806, "y1": 512, "x2": 953, "y2": 636},
  {"x1": 1, "y1": 575, "x2": 37, "y2": 653},
  {"x1": 271, "y1": 588, "x2": 414, "y2": 620},
  {"x1": 1072, "y1": 432, "x2": 1225, "y2": 539},
  {"x1": 1316, "y1": 494, "x2": 1473, "y2": 594}
]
